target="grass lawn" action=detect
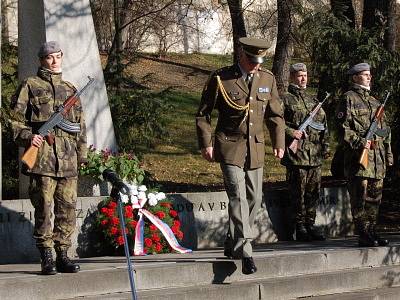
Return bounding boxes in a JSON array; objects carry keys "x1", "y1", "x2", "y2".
[{"x1": 126, "y1": 53, "x2": 333, "y2": 191}]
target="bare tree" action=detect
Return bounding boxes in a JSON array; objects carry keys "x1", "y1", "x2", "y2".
[
  {"x1": 363, "y1": 0, "x2": 397, "y2": 52},
  {"x1": 227, "y1": 0, "x2": 247, "y2": 62},
  {"x1": 272, "y1": 0, "x2": 294, "y2": 95}
]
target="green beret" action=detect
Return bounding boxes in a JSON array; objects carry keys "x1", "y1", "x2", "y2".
[
  {"x1": 347, "y1": 63, "x2": 370, "y2": 75},
  {"x1": 290, "y1": 63, "x2": 307, "y2": 73},
  {"x1": 38, "y1": 41, "x2": 62, "y2": 58},
  {"x1": 239, "y1": 37, "x2": 270, "y2": 64}
]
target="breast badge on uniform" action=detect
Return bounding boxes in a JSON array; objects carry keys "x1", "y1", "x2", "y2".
[
  {"x1": 337, "y1": 111, "x2": 344, "y2": 119},
  {"x1": 258, "y1": 87, "x2": 270, "y2": 93}
]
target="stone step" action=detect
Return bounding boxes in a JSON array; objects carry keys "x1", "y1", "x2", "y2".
[
  {"x1": 63, "y1": 265, "x2": 400, "y2": 300},
  {"x1": 309, "y1": 286, "x2": 400, "y2": 300},
  {"x1": 1, "y1": 236, "x2": 400, "y2": 300}
]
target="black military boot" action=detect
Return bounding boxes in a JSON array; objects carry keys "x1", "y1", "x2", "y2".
[
  {"x1": 358, "y1": 230, "x2": 379, "y2": 247},
  {"x1": 295, "y1": 224, "x2": 312, "y2": 242},
  {"x1": 56, "y1": 250, "x2": 80, "y2": 273},
  {"x1": 39, "y1": 248, "x2": 57, "y2": 275},
  {"x1": 306, "y1": 224, "x2": 326, "y2": 241},
  {"x1": 369, "y1": 226, "x2": 389, "y2": 246}
]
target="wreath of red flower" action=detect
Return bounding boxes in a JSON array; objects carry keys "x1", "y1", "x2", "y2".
[{"x1": 97, "y1": 197, "x2": 184, "y2": 255}]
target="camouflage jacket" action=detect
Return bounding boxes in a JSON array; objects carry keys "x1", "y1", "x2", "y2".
[
  {"x1": 281, "y1": 84, "x2": 329, "y2": 167},
  {"x1": 196, "y1": 64, "x2": 285, "y2": 169},
  {"x1": 337, "y1": 84, "x2": 393, "y2": 179},
  {"x1": 10, "y1": 67, "x2": 87, "y2": 177}
]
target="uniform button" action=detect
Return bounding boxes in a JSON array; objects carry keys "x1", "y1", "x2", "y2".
[
  {"x1": 249, "y1": 96, "x2": 253, "y2": 100},
  {"x1": 250, "y1": 122, "x2": 253, "y2": 126},
  {"x1": 249, "y1": 136, "x2": 252, "y2": 139},
  {"x1": 250, "y1": 109, "x2": 253, "y2": 113}
]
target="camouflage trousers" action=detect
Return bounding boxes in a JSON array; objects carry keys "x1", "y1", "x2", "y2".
[
  {"x1": 29, "y1": 175, "x2": 77, "y2": 251},
  {"x1": 347, "y1": 176, "x2": 383, "y2": 232},
  {"x1": 286, "y1": 166, "x2": 321, "y2": 225}
]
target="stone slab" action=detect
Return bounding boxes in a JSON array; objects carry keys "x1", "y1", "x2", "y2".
[
  {"x1": 0, "y1": 183, "x2": 352, "y2": 264},
  {"x1": 1, "y1": 239, "x2": 400, "y2": 300}
]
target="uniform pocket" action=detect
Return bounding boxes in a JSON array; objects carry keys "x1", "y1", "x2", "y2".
[
  {"x1": 30, "y1": 90, "x2": 54, "y2": 122},
  {"x1": 256, "y1": 93, "x2": 270, "y2": 115}
]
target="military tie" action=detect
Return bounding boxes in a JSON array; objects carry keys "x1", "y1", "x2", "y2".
[{"x1": 245, "y1": 73, "x2": 253, "y2": 90}]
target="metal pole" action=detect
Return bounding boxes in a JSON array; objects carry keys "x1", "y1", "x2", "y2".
[{"x1": 112, "y1": 187, "x2": 137, "y2": 300}]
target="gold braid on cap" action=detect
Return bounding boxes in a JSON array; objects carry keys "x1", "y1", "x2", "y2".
[{"x1": 216, "y1": 75, "x2": 249, "y2": 124}]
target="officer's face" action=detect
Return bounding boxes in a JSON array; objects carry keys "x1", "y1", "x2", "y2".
[
  {"x1": 240, "y1": 52, "x2": 261, "y2": 74},
  {"x1": 292, "y1": 71, "x2": 308, "y2": 88},
  {"x1": 40, "y1": 51, "x2": 63, "y2": 72},
  {"x1": 353, "y1": 71, "x2": 371, "y2": 87}
]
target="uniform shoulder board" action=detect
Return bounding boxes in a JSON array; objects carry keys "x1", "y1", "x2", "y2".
[{"x1": 258, "y1": 67, "x2": 274, "y2": 76}]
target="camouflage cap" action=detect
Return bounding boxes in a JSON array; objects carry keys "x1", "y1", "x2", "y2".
[
  {"x1": 347, "y1": 63, "x2": 370, "y2": 75},
  {"x1": 290, "y1": 63, "x2": 307, "y2": 73},
  {"x1": 38, "y1": 41, "x2": 62, "y2": 58},
  {"x1": 239, "y1": 37, "x2": 270, "y2": 64}
]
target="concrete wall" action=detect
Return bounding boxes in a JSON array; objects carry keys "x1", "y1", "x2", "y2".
[{"x1": 0, "y1": 184, "x2": 352, "y2": 264}]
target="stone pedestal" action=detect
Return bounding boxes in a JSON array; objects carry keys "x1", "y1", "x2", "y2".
[{"x1": 17, "y1": 0, "x2": 117, "y2": 198}]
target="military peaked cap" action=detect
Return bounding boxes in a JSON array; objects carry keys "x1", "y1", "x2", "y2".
[
  {"x1": 38, "y1": 41, "x2": 62, "y2": 58},
  {"x1": 347, "y1": 63, "x2": 370, "y2": 75},
  {"x1": 239, "y1": 37, "x2": 270, "y2": 64},
  {"x1": 290, "y1": 63, "x2": 307, "y2": 73}
]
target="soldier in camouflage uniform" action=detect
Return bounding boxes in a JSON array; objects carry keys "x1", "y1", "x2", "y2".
[
  {"x1": 337, "y1": 63, "x2": 393, "y2": 247},
  {"x1": 196, "y1": 37, "x2": 285, "y2": 275},
  {"x1": 281, "y1": 63, "x2": 330, "y2": 242},
  {"x1": 10, "y1": 41, "x2": 87, "y2": 274}
]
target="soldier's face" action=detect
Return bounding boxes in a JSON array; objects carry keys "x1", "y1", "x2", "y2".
[
  {"x1": 40, "y1": 51, "x2": 63, "y2": 72},
  {"x1": 240, "y1": 52, "x2": 261, "y2": 74},
  {"x1": 292, "y1": 71, "x2": 308, "y2": 88},
  {"x1": 353, "y1": 71, "x2": 371, "y2": 87}
]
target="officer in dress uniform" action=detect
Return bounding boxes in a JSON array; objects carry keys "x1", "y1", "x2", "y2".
[{"x1": 196, "y1": 37, "x2": 285, "y2": 274}]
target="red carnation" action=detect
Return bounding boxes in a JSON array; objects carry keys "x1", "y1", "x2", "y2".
[
  {"x1": 149, "y1": 224, "x2": 157, "y2": 231},
  {"x1": 171, "y1": 225, "x2": 179, "y2": 234},
  {"x1": 100, "y1": 207, "x2": 108, "y2": 214},
  {"x1": 152, "y1": 234, "x2": 160, "y2": 242},
  {"x1": 155, "y1": 211, "x2": 166, "y2": 219},
  {"x1": 108, "y1": 201, "x2": 117, "y2": 209},
  {"x1": 125, "y1": 211, "x2": 133, "y2": 219},
  {"x1": 110, "y1": 227, "x2": 118, "y2": 235},
  {"x1": 155, "y1": 243, "x2": 162, "y2": 252},
  {"x1": 169, "y1": 210, "x2": 178, "y2": 218},
  {"x1": 100, "y1": 219, "x2": 108, "y2": 226},
  {"x1": 105, "y1": 209, "x2": 114, "y2": 218},
  {"x1": 173, "y1": 220, "x2": 181, "y2": 227},
  {"x1": 117, "y1": 236, "x2": 124, "y2": 245},
  {"x1": 145, "y1": 238, "x2": 153, "y2": 247},
  {"x1": 111, "y1": 217, "x2": 120, "y2": 226},
  {"x1": 160, "y1": 202, "x2": 171, "y2": 208},
  {"x1": 130, "y1": 220, "x2": 138, "y2": 228},
  {"x1": 177, "y1": 231, "x2": 184, "y2": 240}
]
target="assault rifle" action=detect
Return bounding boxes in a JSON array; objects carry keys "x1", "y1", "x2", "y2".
[
  {"x1": 21, "y1": 76, "x2": 95, "y2": 169},
  {"x1": 359, "y1": 91, "x2": 390, "y2": 170},
  {"x1": 288, "y1": 92, "x2": 331, "y2": 154}
]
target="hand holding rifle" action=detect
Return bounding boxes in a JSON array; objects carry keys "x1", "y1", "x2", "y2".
[
  {"x1": 359, "y1": 91, "x2": 390, "y2": 170},
  {"x1": 288, "y1": 92, "x2": 330, "y2": 154},
  {"x1": 21, "y1": 76, "x2": 95, "y2": 169}
]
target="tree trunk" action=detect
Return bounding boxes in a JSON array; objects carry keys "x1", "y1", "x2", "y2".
[
  {"x1": 330, "y1": 0, "x2": 356, "y2": 28},
  {"x1": 384, "y1": 0, "x2": 396, "y2": 52},
  {"x1": 272, "y1": 0, "x2": 294, "y2": 96},
  {"x1": 362, "y1": 0, "x2": 396, "y2": 51},
  {"x1": 227, "y1": 0, "x2": 247, "y2": 63}
]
